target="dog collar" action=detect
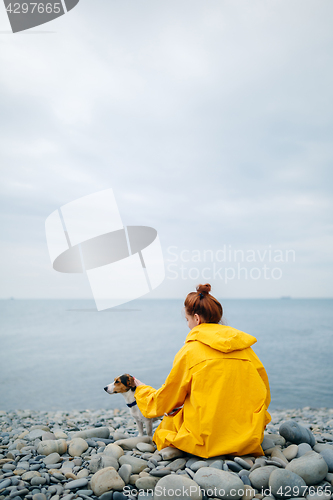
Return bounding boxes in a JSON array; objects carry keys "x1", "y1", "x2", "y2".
[{"x1": 127, "y1": 401, "x2": 137, "y2": 408}]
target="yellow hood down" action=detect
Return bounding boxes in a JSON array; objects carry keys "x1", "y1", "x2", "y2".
[
  {"x1": 135, "y1": 323, "x2": 271, "y2": 458},
  {"x1": 186, "y1": 323, "x2": 257, "y2": 352}
]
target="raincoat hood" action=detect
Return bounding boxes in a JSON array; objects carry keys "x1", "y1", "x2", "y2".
[{"x1": 186, "y1": 322, "x2": 257, "y2": 353}]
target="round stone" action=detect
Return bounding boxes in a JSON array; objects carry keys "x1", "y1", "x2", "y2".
[
  {"x1": 283, "y1": 445, "x2": 299, "y2": 461},
  {"x1": 30, "y1": 476, "x2": 47, "y2": 486},
  {"x1": 32, "y1": 494, "x2": 47, "y2": 500},
  {"x1": 22, "y1": 471, "x2": 41, "y2": 480},
  {"x1": 68, "y1": 437, "x2": 88, "y2": 457},
  {"x1": 320, "y1": 447, "x2": 333, "y2": 472},
  {"x1": 268, "y1": 468, "x2": 307, "y2": 498},
  {"x1": 2, "y1": 463, "x2": 16, "y2": 470},
  {"x1": 26, "y1": 429, "x2": 47, "y2": 441},
  {"x1": 242, "y1": 485, "x2": 256, "y2": 500},
  {"x1": 234, "y1": 457, "x2": 252, "y2": 470},
  {"x1": 150, "y1": 467, "x2": 172, "y2": 477},
  {"x1": 209, "y1": 460, "x2": 223, "y2": 469},
  {"x1": 91, "y1": 466, "x2": 125, "y2": 496},
  {"x1": 190, "y1": 460, "x2": 209, "y2": 472},
  {"x1": 159, "y1": 447, "x2": 184, "y2": 460},
  {"x1": 43, "y1": 452, "x2": 61, "y2": 465},
  {"x1": 88, "y1": 454, "x2": 119, "y2": 473},
  {"x1": 279, "y1": 421, "x2": 315, "y2": 447},
  {"x1": 0, "y1": 479, "x2": 11, "y2": 489},
  {"x1": 249, "y1": 466, "x2": 277, "y2": 490},
  {"x1": 77, "y1": 468, "x2": 89, "y2": 478},
  {"x1": 225, "y1": 460, "x2": 243, "y2": 472},
  {"x1": 42, "y1": 432, "x2": 56, "y2": 440},
  {"x1": 119, "y1": 455, "x2": 148, "y2": 474},
  {"x1": 154, "y1": 474, "x2": 202, "y2": 499},
  {"x1": 118, "y1": 463, "x2": 132, "y2": 484},
  {"x1": 261, "y1": 437, "x2": 276, "y2": 451},
  {"x1": 136, "y1": 476, "x2": 159, "y2": 489},
  {"x1": 114, "y1": 436, "x2": 152, "y2": 450},
  {"x1": 194, "y1": 467, "x2": 244, "y2": 499},
  {"x1": 73, "y1": 427, "x2": 110, "y2": 440},
  {"x1": 104, "y1": 443, "x2": 124, "y2": 459},
  {"x1": 66, "y1": 478, "x2": 89, "y2": 489},
  {"x1": 296, "y1": 444, "x2": 313, "y2": 458},
  {"x1": 37, "y1": 439, "x2": 67, "y2": 456},
  {"x1": 137, "y1": 443, "x2": 156, "y2": 453},
  {"x1": 271, "y1": 447, "x2": 289, "y2": 465},
  {"x1": 113, "y1": 493, "x2": 128, "y2": 500},
  {"x1": 241, "y1": 475, "x2": 251, "y2": 486},
  {"x1": 54, "y1": 430, "x2": 68, "y2": 439},
  {"x1": 305, "y1": 492, "x2": 331, "y2": 500},
  {"x1": 286, "y1": 452, "x2": 329, "y2": 485},
  {"x1": 266, "y1": 434, "x2": 286, "y2": 447},
  {"x1": 167, "y1": 458, "x2": 187, "y2": 472}
]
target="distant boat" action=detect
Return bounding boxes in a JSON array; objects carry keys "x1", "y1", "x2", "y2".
[{"x1": 280, "y1": 296, "x2": 291, "y2": 300}]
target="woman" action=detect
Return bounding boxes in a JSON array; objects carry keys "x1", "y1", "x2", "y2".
[{"x1": 134, "y1": 283, "x2": 271, "y2": 458}]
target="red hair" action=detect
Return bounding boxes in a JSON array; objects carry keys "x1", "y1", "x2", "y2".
[{"x1": 184, "y1": 283, "x2": 223, "y2": 324}]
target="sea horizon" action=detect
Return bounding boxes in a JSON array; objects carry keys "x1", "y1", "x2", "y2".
[{"x1": 1, "y1": 298, "x2": 332, "y2": 411}]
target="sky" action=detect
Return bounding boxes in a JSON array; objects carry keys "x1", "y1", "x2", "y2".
[{"x1": 0, "y1": 0, "x2": 332, "y2": 300}]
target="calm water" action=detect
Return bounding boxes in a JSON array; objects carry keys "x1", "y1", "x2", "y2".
[{"x1": 0, "y1": 299, "x2": 332, "y2": 411}]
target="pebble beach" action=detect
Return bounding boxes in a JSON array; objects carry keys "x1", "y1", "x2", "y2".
[{"x1": 1, "y1": 408, "x2": 333, "y2": 500}]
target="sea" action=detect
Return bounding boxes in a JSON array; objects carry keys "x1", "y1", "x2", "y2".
[{"x1": 0, "y1": 299, "x2": 332, "y2": 411}]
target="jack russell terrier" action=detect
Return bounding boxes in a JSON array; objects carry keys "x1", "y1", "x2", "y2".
[{"x1": 104, "y1": 373, "x2": 154, "y2": 436}]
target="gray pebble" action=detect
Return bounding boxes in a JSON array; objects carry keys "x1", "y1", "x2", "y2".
[
  {"x1": 30, "y1": 477, "x2": 46, "y2": 486},
  {"x1": 167, "y1": 458, "x2": 187, "y2": 472},
  {"x1": 99, "y1": 492, "x2": 113, "y2": 500},
  {"x1": 279, "y1": 421, "x2": 316, "y2": 447},
  {"x1": 12, "y1": 489, "x2": 29, "y2": 497},
  {"x1": 190, "y1": 460, "x2": 208, "y2": 472},
  {"x1": 2, "y1": 464, "x2": 16, "y2": 470},
  {"x1": 0, "y1": 478, "x2": 11, "y2": 489},
  {"x1": 225, "y1": 460, "x2": 243, "y2": 472},
  {"x1": 99, "y1": 493, "x2": 113, "y2": 500},
  {"x1": 149, "y1": 467, "x2": 172, "y2": 477},
  {"x1": 186, "y1": 458, "x2": 198, "y2": 468},
  {"x1": 320, "y1": 447, "x2": 333, "y2": 472},
  {"x1": 185, "y1": 467, "x2": 194, "y2": 478},
  {"x1": 241, "y1": 474, "x2": 252, "y2": 486},
  {"x1": 118, "y1": 463, "x2": 132, "y2": 484},
  {"x1": 65, "y1": 478, "x2": 89, "y2": 490},
  {"x1": 238, "y1": 469, "x2": 251, "y2": 476},
  {"x1": 234, "y1": 457, "x2": 252, "y2": 470},
  {"x1": 113, "y1": 493, "x2": 128, "y2": 500},
  {"x1": 30, "y1": 464, "x2": 42, "y2": 471},
  {"x1": 296, "y1": 443, "x2": 313, "y2": 458},
  {"x1": 209, "y1": 460, "x2": 223, "y2": 469}
]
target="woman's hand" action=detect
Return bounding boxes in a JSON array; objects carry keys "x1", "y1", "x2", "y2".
[{"x1": 133, "y1": 377, "x2": 145, "y2": 387}]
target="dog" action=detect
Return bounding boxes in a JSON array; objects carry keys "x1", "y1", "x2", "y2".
[{"x1": 104, "y1": 374, "x2": 154, "y2": 436}]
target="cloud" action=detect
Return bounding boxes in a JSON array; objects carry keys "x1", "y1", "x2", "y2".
[{"x1": 0, "y1": 0, "x2": 332, "y2": 298}]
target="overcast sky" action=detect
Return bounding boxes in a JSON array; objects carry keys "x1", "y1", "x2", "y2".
[{"x1": 0, "y1": 0, "x2": 332, "y2": 300}]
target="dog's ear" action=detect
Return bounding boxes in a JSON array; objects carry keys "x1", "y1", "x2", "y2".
[
  {"x1": 119, "y1": 374, "x2": 136, "y2": 391},
  {"x1": 127, "y1": 375, "x2": 136, "y2": 391}
]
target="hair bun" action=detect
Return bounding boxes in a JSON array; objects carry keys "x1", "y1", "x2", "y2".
[{"x1": 196, "y1": 283, "x2": 211, "y2": 295}]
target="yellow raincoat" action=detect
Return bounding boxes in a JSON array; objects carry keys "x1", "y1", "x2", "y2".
[{"x1": 135, "y1": 323, "x2": 271, "y2": 458}]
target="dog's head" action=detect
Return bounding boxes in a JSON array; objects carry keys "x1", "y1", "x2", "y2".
[{"x1": 104, "y1": 374, "x2": 136, "y2": 394}]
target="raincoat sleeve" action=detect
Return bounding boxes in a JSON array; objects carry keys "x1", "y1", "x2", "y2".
[{"x1": 134, "y1": 345, "x2": 191, "y2": 419}]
